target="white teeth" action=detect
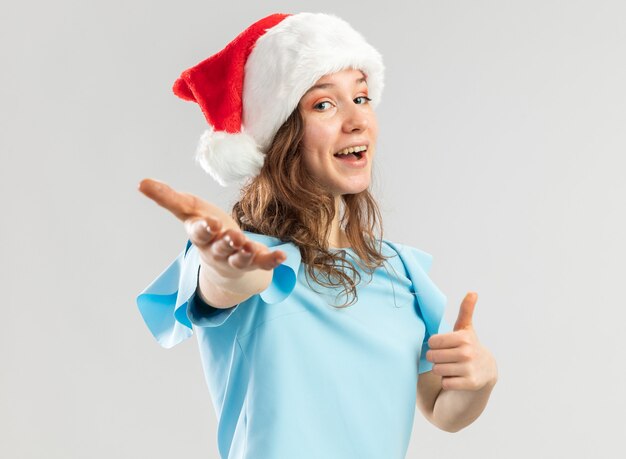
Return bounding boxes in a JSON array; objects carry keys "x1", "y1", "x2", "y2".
[{"x1": 335, "y1": 145, "x2": 367, "y2": 155}]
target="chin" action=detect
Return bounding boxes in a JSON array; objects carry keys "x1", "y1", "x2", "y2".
[
  {"x1": 335, "y1": 181, "x2": 371, "y2": 196},
  {"x1": 318, "y1": 172, "x2": 372, "y2": 197}
]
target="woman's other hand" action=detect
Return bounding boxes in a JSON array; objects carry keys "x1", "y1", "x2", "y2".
[{"x1": 426, "y1": 292, "x2": 498, "y2": 391}]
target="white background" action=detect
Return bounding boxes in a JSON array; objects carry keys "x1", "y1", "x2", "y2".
[{"x1": 1, "y1": 1, "x2": 624, "y2": 457}]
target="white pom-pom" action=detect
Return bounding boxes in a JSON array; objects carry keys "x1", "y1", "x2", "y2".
[{"x1": 195, "y1": 126, "x2": 265, "y2": 187}]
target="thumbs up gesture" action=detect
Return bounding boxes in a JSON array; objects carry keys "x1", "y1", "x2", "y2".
[{"x1": 425, "y1": 292, "x2": 498, "y2": 391}]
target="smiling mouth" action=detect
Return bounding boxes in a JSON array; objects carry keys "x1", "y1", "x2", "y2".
[
  {"x1": 334, "y1": 151, "x2": 364, "y2": 160},
  {"x1": 333, "y1": 145, "x2": 367, "y2": 160}
]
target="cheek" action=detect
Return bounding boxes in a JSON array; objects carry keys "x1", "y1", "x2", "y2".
[
  {"x1": 369, "y1": 116, "x2": 379, "y2": 141},
  {"x1": 302, "y1": 129, "x2": 330, "y2": 170},
  {"x1": 300, "y1": 143, "x2": 322, "y2": 175},
  {"x1": 302, "y1": 120, "x2": 334, "y2": 152}
]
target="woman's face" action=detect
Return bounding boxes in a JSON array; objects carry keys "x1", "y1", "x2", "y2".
[{"x1": 298, "y1": 68, "x2": 378, "y2": 197}]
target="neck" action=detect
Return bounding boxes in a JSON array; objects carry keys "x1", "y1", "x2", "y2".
[{"x1": 328, "y1": 195, "x2": 349, "y2": 249}]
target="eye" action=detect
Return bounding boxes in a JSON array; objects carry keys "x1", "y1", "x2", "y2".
[
  {"x1": 314, "y1": 101, "x2": 333, "y2": 111},
  {"x1": 354, "y1": 96, "x2": 372, "y2": 105}
]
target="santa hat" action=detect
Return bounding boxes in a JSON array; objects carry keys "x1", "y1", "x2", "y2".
[{"x1": 173, "y1": 12, "x2": 385, "y2": 186}]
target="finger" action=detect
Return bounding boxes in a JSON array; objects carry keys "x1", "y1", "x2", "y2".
[
  {"x1": 211, "y1": 229, "x2": 244, "y2": 258},
  {"x1": 185, "y1": 218, "x2": 218, "y2": 247},
  {"x1": 426, "y1": 348, "x2": 470, "y2": 364},
  {"x1": 432, "y1": 363, "x2": 468, "y2": 377},
  {"x1": 428, "y1": 332, "x2": 468, "y2": 350},
  {"x1": 453, "y1": 291, "x2": 478, "y2": 332},
  {"x1": 252, "y1": 249, "x2": 287, "y2": 271},
  {"x1": 227, "y1": 245, "x2": 255, "y2": 270},
  {"x1": 138, "y1": 178, "x2": 204, "y2": 221},
  {"x1": 440, "y1": 376, "x2": 466, "y2": 391}
]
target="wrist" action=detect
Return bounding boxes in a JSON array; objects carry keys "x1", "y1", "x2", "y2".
[{"x1": 198, "y1": 261, "x2": 272, "y2": 307}]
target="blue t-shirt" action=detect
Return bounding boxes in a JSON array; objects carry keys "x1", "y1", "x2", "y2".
[{"x1": 137, "y1": 232, "x2": 450, "y2": 459}]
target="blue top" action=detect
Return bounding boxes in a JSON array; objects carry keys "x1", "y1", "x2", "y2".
[{"x1": 137, "y1": 232, "x2": 450, "y2": 459}]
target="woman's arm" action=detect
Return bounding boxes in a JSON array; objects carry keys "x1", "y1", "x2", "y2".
[
  {"x1": 139, "y1": 178, "x2": 285, "y2": 309},
  {"x1": 197, "y1": 247, "x2": 274, "y2": 308}
]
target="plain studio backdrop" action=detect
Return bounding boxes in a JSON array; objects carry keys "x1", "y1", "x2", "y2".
[{"x1": 1, "y1": 1, "x2": 624, "y2": 457}]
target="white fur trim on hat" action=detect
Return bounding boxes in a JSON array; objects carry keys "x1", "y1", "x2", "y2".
[{"x1": 195, "y1": 126, "x2": 265, "y2": 187}]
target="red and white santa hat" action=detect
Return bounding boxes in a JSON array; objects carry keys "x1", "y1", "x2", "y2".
[{"x1": 173, "y1": 12, "x2": 385, "y2": 186}]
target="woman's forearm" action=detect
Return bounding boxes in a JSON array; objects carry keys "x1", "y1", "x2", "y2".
[{"x1": 198, "y1": 262, "x2": 272, "y2": 308}]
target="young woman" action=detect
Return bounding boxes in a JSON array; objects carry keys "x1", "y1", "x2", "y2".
[{"x1": 137, "y1": 12, "x2": 498, "y2": 459}]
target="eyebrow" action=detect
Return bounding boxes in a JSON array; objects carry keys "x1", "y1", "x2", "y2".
[{"x1": 304, "y1": 77, "x2": 367, "y2": 96}]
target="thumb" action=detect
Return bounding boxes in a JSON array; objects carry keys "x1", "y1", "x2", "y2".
[{"x1": 453, "y1": 292, "x2": 478, "y2": 331}]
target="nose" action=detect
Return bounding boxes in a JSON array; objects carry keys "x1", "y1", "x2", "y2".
[{"x1": 342, "y1": 104, "x2": 369, "y2": 133}]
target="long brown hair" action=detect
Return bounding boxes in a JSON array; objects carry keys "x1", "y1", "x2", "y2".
[{"x1": 232, "y1": 108, "x2": 390, "y2": 307}]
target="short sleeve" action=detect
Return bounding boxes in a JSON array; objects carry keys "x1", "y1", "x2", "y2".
[
  {"x1": 382, "y1": 240, "x2": 452, "y2": 352},
  {"x1": 136, "y1": 232, "x2": 302, "y2": 347},
  {"x1": 399, "y1": 244, "x2": 451, "y2": 375},
  {"x1": 418, "y1": 342, "x2": 433, "y2": 374},
  {"x1": 136, "y1": 240, "x2": 199, "y2": 349}
]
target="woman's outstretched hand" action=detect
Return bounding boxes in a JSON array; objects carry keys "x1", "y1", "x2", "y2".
[{"x1": 138, "y1": 178, "x2": 286, "y2": 279}]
